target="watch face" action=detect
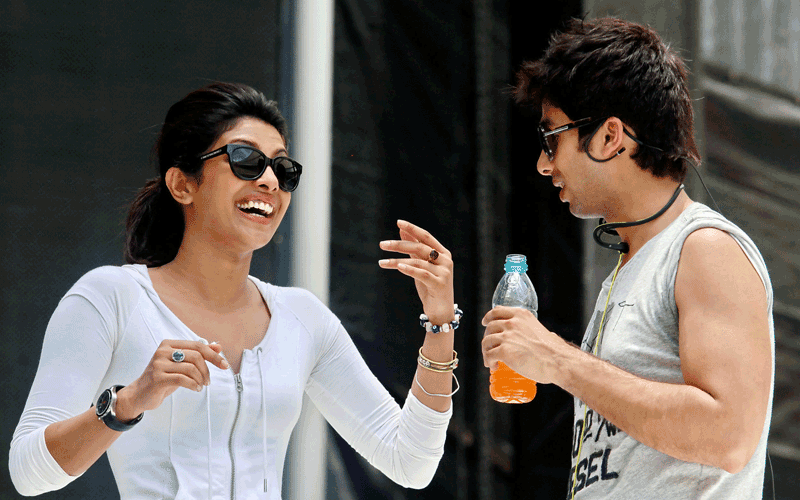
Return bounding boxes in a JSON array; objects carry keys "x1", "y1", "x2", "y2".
[{"x1": 96, "y1": 390, "x2": 112, "y2": 416}]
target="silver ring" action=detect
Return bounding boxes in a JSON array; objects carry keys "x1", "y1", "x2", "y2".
[{"x1": 171, "y1": 349, "x2": 185, "y2": 363}]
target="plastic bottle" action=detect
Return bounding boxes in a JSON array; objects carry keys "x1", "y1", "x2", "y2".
[{"x1": 489, "y1": 254, "x2": 539, "y2": 403}]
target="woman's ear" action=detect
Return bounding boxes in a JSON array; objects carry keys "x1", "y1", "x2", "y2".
[{"x1": 164, "y1": 167, "x2": 197, "y2": 205}]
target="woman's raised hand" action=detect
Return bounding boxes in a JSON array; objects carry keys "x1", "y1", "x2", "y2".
[
  {"x1": 115, "y1": 340, "x2": 229, "y2": 421},
  {"x1": 379, "y1": 220, "x2": 455, "y2": 325}
]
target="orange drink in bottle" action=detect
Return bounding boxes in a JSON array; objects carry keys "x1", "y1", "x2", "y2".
[
  {"x1": 490, "y1": 362, "x2": 537, "y2": 403},
  {"x1": 490, "y1": 254, "x2": 538, "y2": 403}
]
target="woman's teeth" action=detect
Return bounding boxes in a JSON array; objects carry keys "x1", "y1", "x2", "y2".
[{"x1": 236, "y1": 200, "x2": 274, "y2": 217}]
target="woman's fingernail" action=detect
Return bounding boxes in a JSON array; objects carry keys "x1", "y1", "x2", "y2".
[
  {"x1": 196, "y1": 385, "x2": 203, "y2": 392},
  {"x1": 221, "y1": 358, "x2": 230, "y2": 369},
  {"x1": 379, "y1": 259, "x2": 390, "y2": 265}
]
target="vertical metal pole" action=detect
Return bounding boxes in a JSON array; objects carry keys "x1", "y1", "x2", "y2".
[
  {"x1": 284, "y1": 0, "x2": 335, "y2": 499},
  {"x1": 687, "y1": 0, "x2": 709, "y2": 206},
  {"x1": 474, "y1": 0, "x2": 494, "y2": 498}
]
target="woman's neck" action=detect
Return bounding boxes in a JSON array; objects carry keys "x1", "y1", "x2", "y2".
[{"x1": 160, "y1": 233, "x2": 255, "y2": 310}]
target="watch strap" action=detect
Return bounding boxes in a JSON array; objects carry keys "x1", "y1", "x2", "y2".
[{"x1": 97, "y1": 385, "x2": 143, "y2": 432}]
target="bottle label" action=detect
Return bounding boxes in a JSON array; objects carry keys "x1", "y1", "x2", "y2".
[{"x1": 504, "y1": 261, "x2": 527, "y2": 273}]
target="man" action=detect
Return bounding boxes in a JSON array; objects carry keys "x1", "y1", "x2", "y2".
[{"x1": 481, "y1": 18, "x2": 774, "y2": 499}]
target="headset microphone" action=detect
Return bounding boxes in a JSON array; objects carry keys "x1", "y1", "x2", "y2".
[
  {"x1": 593, "y1": 184, "x2": 685, "y2": 253},
  {"x1": 588, "y1": 146, "x2": 626, "y2": 163}
]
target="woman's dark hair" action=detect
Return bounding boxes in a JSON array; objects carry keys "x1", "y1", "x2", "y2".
[
  {"x1": 124, "y1": 82, "x2": 288, "y2": 267},
  {"x1": 514, "y1": 17, "x2": 699, "y2": 181}
]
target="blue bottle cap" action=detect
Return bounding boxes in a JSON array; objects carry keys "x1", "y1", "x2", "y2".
[{"x1": 504, "y1": 254, "x2": 528, "y2": 273}]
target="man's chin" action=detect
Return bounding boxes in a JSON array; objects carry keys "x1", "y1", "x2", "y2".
[{"x1": 567, "y1": 203, "x2": 602, "y2": 220}]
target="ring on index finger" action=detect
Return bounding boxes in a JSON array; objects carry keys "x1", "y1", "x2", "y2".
[
  {"x1": 427, "y1": 249, "x2": 439, "y2": 264},
  {"x1": 171, "y1": 349, "x2": 186, "y2": 363}
]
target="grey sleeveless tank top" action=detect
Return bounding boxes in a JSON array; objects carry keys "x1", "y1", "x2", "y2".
[{"x1": 570, "y1": 203, "x2": 775, "y2": 499}]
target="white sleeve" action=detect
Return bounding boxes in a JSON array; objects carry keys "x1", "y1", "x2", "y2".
[
  {"x1": 9, "y1": 293, "x2": 116, "y2": 496},
  {"x1": 305, "y1": 320, "x2": 451, "y2": 489}
]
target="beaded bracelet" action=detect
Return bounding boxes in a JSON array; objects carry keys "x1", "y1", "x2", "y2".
[
  {"x1": 419, "y1": 304, "x2": 464, "y2": 334},
  {"x1": 417, "y1": 348, "x2": 459, "y2": 372}
]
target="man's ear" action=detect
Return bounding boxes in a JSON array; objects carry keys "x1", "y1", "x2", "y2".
[
  {"x1": 164, "y1": 167, "x2": 198, "y2": 205},
  {"x1": 597, "y1": 116, "x2": 626, "y2": 158}
]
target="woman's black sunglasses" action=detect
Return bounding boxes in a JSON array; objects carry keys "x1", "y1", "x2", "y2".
[{"x1": 198, "y1": 144, "x2": 303, "y2": 192}]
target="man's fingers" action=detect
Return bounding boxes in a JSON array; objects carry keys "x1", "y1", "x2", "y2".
[
  {"x1": 481, "y1": 334, "x2": 503, "y2": 369},
  {"x1": 482, "y1": 330, "x2": 503, "y2": 349},
  {"x1": 482, "y1": 305, "x2": 521, "y2": 326},
  {"x1": 482, "y1": 321, "x2": 505, "y2": 336}
]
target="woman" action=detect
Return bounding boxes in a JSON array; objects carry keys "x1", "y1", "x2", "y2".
[{"x1": 10, "y1": 83, "x2": 460, "y2": 499}]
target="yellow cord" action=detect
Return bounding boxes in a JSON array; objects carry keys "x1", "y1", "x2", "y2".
[{"x1": 570, "y1": 251, "x2": 624, "y2": 499}]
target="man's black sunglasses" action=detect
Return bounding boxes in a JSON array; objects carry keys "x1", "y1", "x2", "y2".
[
  {"x1": 538, "y1": 116, "x2": 664, "y2": 162},
  {"x1": 537, "y1": 117, "x2": 598, "y2": 162},
  {"x1": 199, "y1": 144, "x2": 303, "y2": 192}
]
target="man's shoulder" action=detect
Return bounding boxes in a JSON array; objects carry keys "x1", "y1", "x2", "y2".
[
  {"x1": 681, "y1": 226, "x2": 738, "y2": 252},
  {"x1": 675, "y1": 223, "x2": 768, "y2": 308}
]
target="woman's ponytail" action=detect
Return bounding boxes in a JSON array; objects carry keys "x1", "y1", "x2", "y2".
[{"x1": 124, "y1": 177, "x2": 184, "y2": 266}]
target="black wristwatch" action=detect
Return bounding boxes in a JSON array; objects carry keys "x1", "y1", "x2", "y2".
[{"x1": 95, "y1": 385, "x2": 143, "y2": 432}]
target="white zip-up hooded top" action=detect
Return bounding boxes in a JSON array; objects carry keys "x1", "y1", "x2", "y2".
[{"x1": 10, "y1": 265, "x2": 452, "y2": 499}]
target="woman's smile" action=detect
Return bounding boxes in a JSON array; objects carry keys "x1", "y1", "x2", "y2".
[
  {"x1": 235, "y1": 200, "x2": 277, "y2": 225},
  {"x1": 234, "y1": 194, "x2": 278, "y2": 225}
]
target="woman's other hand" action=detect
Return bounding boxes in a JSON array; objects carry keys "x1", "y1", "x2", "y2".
[
  {"x1": 379, "y1": 220, "x2": 455, "y2": 325},
  {"x1": 115, "y1": 340, "x2": 229, "y2": 421}
]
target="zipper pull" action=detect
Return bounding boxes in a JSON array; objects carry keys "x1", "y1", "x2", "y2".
[{"x1": 234, "y1": 373, "x2": 243, "y2": 393}]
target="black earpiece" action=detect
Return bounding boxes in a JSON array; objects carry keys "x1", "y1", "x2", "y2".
[
  {"x1": 593, "y1": 184, "x2": 685, "y2": 253},
  {"x1": 587, "y1": 146, "x2": 626, "y2": 163}
]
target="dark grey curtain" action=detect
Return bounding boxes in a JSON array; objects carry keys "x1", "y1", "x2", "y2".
[
  {"x1": 329, "y1": 1, "x2": 584, "y2": 499},
  {"x1": 0, "y1": 3, "x2": 285, "y2": 499}
]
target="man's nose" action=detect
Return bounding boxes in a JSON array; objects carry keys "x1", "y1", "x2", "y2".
[{"x1": 537, "y1": 150, "x2": 553, "y2": 176}]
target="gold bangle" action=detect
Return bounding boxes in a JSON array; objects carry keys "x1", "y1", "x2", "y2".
[
  {"x1": 419, "y1": 347, "x2": 458, "y2": 367},
  {"x1": 419, "y1": 347, "x2": 457, "y2": 366},
  {"x1": 418, "y1": 359, "x2": 458, "y2": 372},
  {"x1": 418, "y1": 348, "x2": 458, "y2": 372}
]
